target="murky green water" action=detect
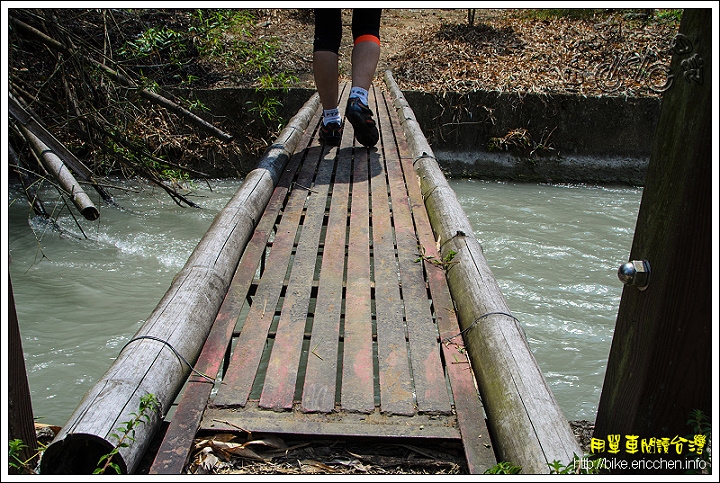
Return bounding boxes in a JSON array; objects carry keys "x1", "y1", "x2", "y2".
[{"x1": 6, "y1": 177, "x2": 641, "y2": 426}]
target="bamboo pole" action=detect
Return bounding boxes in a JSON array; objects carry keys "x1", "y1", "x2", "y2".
[
  {"x1": 384, "y1": 70, "x2": 582, "y2": 473},
  {"x1": 19, "y1": 124, "x2": 100, "y2": 221},
  {"x1": 39, "y1": 92, "x2": 321, "y2": 474},
  {"x1": 9, "y1": 94, "x2": 115, "y2": 205}
]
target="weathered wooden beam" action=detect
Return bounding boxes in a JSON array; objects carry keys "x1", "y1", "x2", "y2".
[
  {"x1": 384, "y1": 70, "x2": 582, "y2": 474},
  {"x1": 8, "y1": 275, "x2": 40, "y2": 474},
  {"x1": 39, "y1": 92, "x2": 321, "y2": 475},
  {"x1": 593, "y1": 9, "x2": 712, "y2": 472}
]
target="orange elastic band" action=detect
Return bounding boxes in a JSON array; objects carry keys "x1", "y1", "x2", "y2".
[{"x1": 354, "y1": 34, "x2": 380, "y2": 46}]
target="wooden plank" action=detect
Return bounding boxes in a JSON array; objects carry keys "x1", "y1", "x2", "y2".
[
  {"x1": 203, "y1": 404, "x2": 460, "y2": 440},
  {"x1": 301, "y1": 89, "x2": 353, "y2": 413},
  {"x1": 212, "y1": 132, "x2": 326, "y2": 408},
  {"x1": 259, "y1": 137, "x2": 334, "y2": 410},
  {"x1": 374, "y1": 86, "x2": 452, "y2": 415},
  {"x1": 340, "y1": 104, "x2": 375, "y2": 414},
  {"x1": 367, "y1": 87, "x2": 416, "y2": 416},
  {"x1": 383, "y1": 88, "x2": 497, "y2": 472}
]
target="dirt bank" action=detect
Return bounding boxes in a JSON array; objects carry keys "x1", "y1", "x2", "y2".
[
  {"x1": 180, "y1": 8, "x2": 681, "y2": 184},
  {"x1": 220, "y1": 8, "x2": 680, "y2": 98}
]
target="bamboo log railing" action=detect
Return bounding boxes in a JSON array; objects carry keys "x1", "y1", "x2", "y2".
[
  {"x1": 384, "y1": 70, "x2": 583, "y2": 473},
  {"x1": 39, "y1": 93, "x2": 321, "y2": 475}
]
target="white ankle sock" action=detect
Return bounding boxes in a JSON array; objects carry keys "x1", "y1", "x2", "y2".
[
  {"x1": 322, "y1": 108, "x2": 341, "y2": 126},
  {"x1": 349, "y1": 87, "x2": 369, "y2": 106}
]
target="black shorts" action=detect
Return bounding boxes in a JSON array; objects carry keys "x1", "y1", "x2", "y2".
[{"x1": 313, "y1": 9, "x2": 381, "y2": 54}]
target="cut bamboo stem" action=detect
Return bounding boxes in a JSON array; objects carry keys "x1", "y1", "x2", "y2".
[{"x1": 19, "y1": 124, "x2": 99, "y2": 221}]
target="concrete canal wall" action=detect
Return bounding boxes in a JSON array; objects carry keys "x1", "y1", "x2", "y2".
[{"x1": 173, "y1": 86, "x2": 660, "y2": 186}]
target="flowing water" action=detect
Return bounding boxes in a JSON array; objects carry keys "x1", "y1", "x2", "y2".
[
  {"x1": 6, "y1": 177, "x2": 642, "y2": 426},
  {"x1": 450, "y1": 179, "x2": 642, "y2": 421}
]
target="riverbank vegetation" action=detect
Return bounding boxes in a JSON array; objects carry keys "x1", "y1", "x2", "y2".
[
  {"x1": 7, "y1": 8, "x2": 681, "y2": 214},
  {"x1": 8, "y1": 9, "x2": 290, "y2": 207}
]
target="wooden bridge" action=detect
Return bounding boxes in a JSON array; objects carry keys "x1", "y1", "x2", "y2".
[
  {"x1": 151, "y1": 74, "x2": 498, "y2": 474},
  {"x1": 39, "y1": 71, "x2": 581, "y2": 475}
]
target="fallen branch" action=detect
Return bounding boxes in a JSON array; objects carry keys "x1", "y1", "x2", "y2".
[
  {"x1": 9, "y1": 145, "x2": 49, "y2": 219},
  {"x1": 103, "y1": 129, "x2": 202, "y2": 207}
]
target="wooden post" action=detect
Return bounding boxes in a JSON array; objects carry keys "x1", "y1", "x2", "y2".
[
  {"x1": 593, "y1": 9, "x2": 712, "y2": 472},
  {"x1": 8, "y1": 274, "x2": 40, "y2": 474}
]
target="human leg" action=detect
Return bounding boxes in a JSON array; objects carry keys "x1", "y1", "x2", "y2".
[
  {"x1": 346, "y1": 8, "x2": 382, "y2": 147},
  {"x1": 350, "y1": 41, "x2": 380, "y2": 94},
  {"x1": 313, "y1": 9, "x2": 343, "y2": 144},
  {"x1": 350, "y1": 9, "x2": 381, "y2": 93},
  {"x1": 313, "y1": 50, "x2": 339, "y2": 113}
]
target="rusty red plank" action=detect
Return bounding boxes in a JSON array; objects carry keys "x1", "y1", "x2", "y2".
[
  {"x1": 367, "y1": 89, "x2": 415, "y2": 416},
  {"x1": 376, "y1": 87, "x2": 453, "y2": 415},
  {"x1": 340, "y1": 112, "x2": 375, "y2": 414},
  {"x1": 301, "y1": 89, "x2": 354, "y2": 413},
  {"x1": 212, "y1": 141, "x2": 325, "y2": 408},
  {"x1": 387, "y1": 90, "x2": 498, "y2": 473},
  {"x1": 259, "y1": 141, "x2": 335, "y2": 410}
]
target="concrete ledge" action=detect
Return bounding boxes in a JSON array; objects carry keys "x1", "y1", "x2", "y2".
[
  {"x1": 435, "y1": 149, "x2": 648, "y2": 185},
  {"x1": 402, "y1": 89, "x2": 659, "y2": 186}
]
